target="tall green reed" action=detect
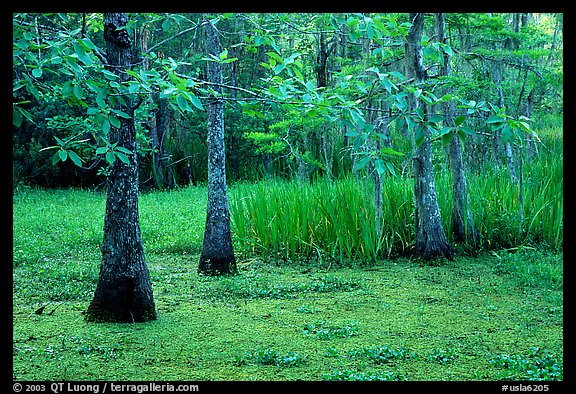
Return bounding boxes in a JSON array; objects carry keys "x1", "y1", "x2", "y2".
[{"x1": 230, "y1": 148, "x2": 562, "y2": 263}]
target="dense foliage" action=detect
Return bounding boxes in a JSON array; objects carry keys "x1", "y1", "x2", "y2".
[{"x1": 13, "y1": 13, "x2": 562, "y2": 187}]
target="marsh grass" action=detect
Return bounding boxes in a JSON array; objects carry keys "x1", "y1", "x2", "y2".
[{"x1": 230, "y1": 150, "x2": 562, "y2": 263}]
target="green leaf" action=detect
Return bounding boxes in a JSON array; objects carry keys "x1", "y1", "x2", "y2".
[
  {"x1": 385, "y1": 161, "x2": 397, "y2": 177},
  {"x1": 128, "y1": 82, "x2": 139, "y2": 94},
  {"x1": 394, "y1": 94, "x2": 407, "y2": 111},
  {"x1": 26, "y1": 84, "x2": 41, "y2": 100},
  {"x1": 438, "y1": 126, "x2": 452, "y2": 136},
  {"x1": 421, "y1": 92, "x2": 438, "y2": 105},
  {"x1": 58, "y1": 150, "x2": 68, "y2": 162},
  {"x1": 441, "y1": 131, "x2": 454, "y2": 146},
  {"x1": 517, "y1": 121, "x2": 531, "y2": 133},
  {"x1": 102, "y1": 118, "x2": 110, "y2": 134},
  {"x1": 374, "y1": 158, "x2": 386, "y2": 175},
  {"x1": 186, "y1": 92, "x2": 204, "y2": 110},
  {"x1": 52, "y1": 151, "x2": 61, "y2": 165},
  {"x1": 423, "y1": 46, "x2": 438, "y2": 61},
  {"x1": 32, "y1": 68, "x2": 42, "y2": 78},
  {"x1": 429, "y1": 115, "x2": 444, "y2": 123},
  {"x1": 108, "y1": 115, "x2": 121, "y2": 129},
  {"x1": 501, "y1": 125, "x2": 514, "y2": 144},
  {"x1": 96, "y1": 88, "x2": 107, "y2": 108},
  {"x1": 176, "y1": 94, "x2": 192, "y2": 112},
  {"x1": 54, "y1": 136, "x2": 65, "y2": 147},
  {"x1": 486, "y1": 115, "x2": 503, "y2": 124},
  {"x1": 115, "y1": 152, "x2": 130, "y2": 164},
  {"x1": 380, "y1": 147, "x2": 404, "y2": 157},
  {"x1": 162, "y1": 19, "x2": 171, "y2": 32},
  {"x1": 380, "y1": 77, "x2": 394, "y2": 93},
  {"x1": 105, "y1": 151, "x2": 116, "y2": 164},
  {"x1": 454, "y1": 115, "x2": 466, "y2": 126},
  {"x1": 73, "y1": 84, "x2": 83, "y2": 100},
  {"x1": 349, "y1": 109, "x2": 365, "y2": 129},
  {"x1": 102, "y1": 70, "x2": 117, "y2": 80},
  {"x1": 115, "y1": 146, "x2": 132, "y2": 155},
  {"x1": 345, "y1": 129, "x2": 359, "y2": 138},
  {"x1": 96, "y1": 146, "x2": 108, "y2": 155},
  {"x1": 68, "y1": 150, "x2": 83, "y2": 167},
  {"x1": 112, "y1": 110, "x2": 131, "y2": 119},
  {"x1": 415, "y1": 126, "x2": 425, "y2": 147},
  {"x1": 87, "y1": 107, "x2": 99, "y2": 115},
  {"x1": 80, "y1": 38, "x2": 96, "y2": 51},
  {"x1": 354, "y1": 156, "x2": 372, "y2": 172},
  {"x1": 267, "y1": 52, "x2": 283, "y2": 64},
  {"x1": 73, "y1": 42, "x2": 92, "y2": 65}
]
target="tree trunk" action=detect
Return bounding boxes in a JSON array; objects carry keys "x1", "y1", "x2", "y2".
[
  {"x1": 228, "y1": 28, "x2": 242, "y2": 180},
  {"x1": 198, "y1": 17, "x2": 237, "y2": 276},
  {"x1": 86, "y1": 13, "x2": 156, "y2": 323},
  {"x1": 316, "y1": 31, "x2": 329, "y2": 89},
  {"x1": 406, "y1": 13, "x2": 453, "y2": 260},
  {"x1": 147, "y1": 94, "x2": 171, "y2": 189},
  {"x1": 436, "y1": 13, "x2": 479, "y2": 248},
  {"x1": 524, "y1": 89, "x2": 537, "y2": 159}
]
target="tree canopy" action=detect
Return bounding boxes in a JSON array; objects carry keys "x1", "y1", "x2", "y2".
[{"x1": 13, "y1": 13, "x2": 562, "y2": 188}]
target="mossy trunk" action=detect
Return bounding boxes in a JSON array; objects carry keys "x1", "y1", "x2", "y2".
[
  {"x1": 437, "y1": 13, "x2": 479, "y2": 248},
  {"x1": 86, "y1": 13, "x2": 156, "y2": 322},
  {"x1": 406, "y1": 13, "x2": 453, "y2": 260},
  {"x1": 198, "y1": 17, "x2": 237, "y2": 276}
]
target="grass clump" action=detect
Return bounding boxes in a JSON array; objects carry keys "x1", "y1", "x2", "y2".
[
  {"x1": 323, "y1": 369, "x2": 406, "y2": 381},
  {"x1": 234, "y1": 348, "x2": 305, "y2": 368},
  {"x1": 489, "y1": 347, "x2": 563, "y2": 381},
  {"x1": 492, "y1": 247, "x2": 562, "y2": 290},
  {"x1": 303, "y1": 319, "x2": 361, "y2": 340},
  {"x1": 352, "y1": 345, "x2": 417, "y2": 364},
  {"x1": 428, "y1": 348, "x2": 457, "y2": 365}
]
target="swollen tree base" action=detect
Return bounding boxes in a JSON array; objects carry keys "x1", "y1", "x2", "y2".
[
  {"x1": 414, "y1": 238, "x2": 454, "y2": 261},
  {"x1": 85, "y1": 288, "x2": 157, "y2": 323},
  {"x1": 198, "y1": 256, "x2": 237, "y2": 276}
]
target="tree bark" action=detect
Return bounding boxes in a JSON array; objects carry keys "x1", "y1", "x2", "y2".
[
  {"x1": 406, "y1": 13, "x2": 453, "y2": 260},
  {"x1": 436, "y1": 13, "x2": 479, "y2": 248},
  {"x1": 86, "y1": 13, "x2": 156, "y2": 323},
  {"x1": 198, "y1": 17, "x2": 237, "y2": 276}
]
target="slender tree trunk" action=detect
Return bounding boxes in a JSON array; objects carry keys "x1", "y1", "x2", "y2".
[
  {"x1": 436, "y1": 13, "x2": 479, "y2": 247},
  {"x1": 147, "y1": 92, "x2": 171, "y2": 189},
  {"x1": 406, "y1": 13, "x2": 453, "y2": 260},
  {"x1": 315, "y1": 30, "x2": 335, "y2": 181},
  {"x1": 228, "y1": 26, "x2": 242, "y2": 179},
  {"x1": 86, "y1": 13, "x2": 156, "y2": 323},
  {"x1": 140, "y1": 27, "x2": 171, "y2": 189},
  {"x1": 525, "y1": 90, "x2": 537, "y2": 159},
  {"x1": 198, "y1": 17, "x2": 237, "y2": 276}
]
